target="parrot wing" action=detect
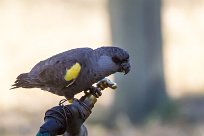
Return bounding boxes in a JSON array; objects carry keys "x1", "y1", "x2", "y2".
[
  {"x1": 35, "y1": 59, "x2": 81, "y2": 89},
  {"x1": 30, "y1": 48, "x2": 93, "y2": 89}
]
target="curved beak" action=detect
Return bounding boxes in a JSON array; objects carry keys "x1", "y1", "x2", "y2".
[{"x1": 120, "y1": 62, "x2": 131, "y2": 75}]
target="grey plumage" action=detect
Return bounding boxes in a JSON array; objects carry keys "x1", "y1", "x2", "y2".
[{"x1": 11, "y1": 46, "x2": 130, "y2": 99}]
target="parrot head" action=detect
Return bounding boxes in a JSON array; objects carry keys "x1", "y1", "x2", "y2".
[
  {"x1": 112, "y1": 53, "x2": 130, "y2": 75},
  {"x1": 94, "y1": 46, "x2": 131, "y2": 75},
  {"x1": 111, "y1": 49, "x2": 130, "y2": 75}
]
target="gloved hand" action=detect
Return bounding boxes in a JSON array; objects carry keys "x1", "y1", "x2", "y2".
[
  {"x1": 36, "y1": 99, "x2": 92, "y2": 136},
  {"x1": 65, "y1": 99, "x2": 92, "y2": 135}
]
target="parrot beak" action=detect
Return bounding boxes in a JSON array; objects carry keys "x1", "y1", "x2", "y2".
[{"x1": 120, "y1": 62, "x2": 130, "y2": 75}]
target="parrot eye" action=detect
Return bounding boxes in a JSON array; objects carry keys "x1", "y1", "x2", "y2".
[{"x1": 112, "y1": 56, "x2": 122, "y2": 64}]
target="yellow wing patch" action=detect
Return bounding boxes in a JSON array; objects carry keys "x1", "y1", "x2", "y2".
[{"x1": 64, "y1": 62, "x2": 81, "y2": 81}]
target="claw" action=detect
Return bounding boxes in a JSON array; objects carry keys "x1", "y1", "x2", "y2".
[
  {"x1": 97, "y1": 78, "x2": 117, "y2": 90},
  {"x1": 84, "y1": 78, "x2": 117, "y2": 98},
  {"x1": 85, "y1": 86, "x2": 102, "y2": 98}
]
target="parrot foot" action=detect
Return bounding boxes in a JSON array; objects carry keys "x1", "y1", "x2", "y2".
[
  {"x1": 84, "y1": 86, "x2": 102, "y2": 98},
  {"x1": 97, "y1": 78, "x2": 117, "y2": 90}
]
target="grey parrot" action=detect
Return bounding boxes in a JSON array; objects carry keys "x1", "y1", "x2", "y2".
[{"x1": 11, "y1": 46, "x2": 130, "y2": 100}]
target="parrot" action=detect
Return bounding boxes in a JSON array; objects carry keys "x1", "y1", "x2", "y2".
[{"x1": 11, "y1": 46, "x2": 130, "y2": 101}]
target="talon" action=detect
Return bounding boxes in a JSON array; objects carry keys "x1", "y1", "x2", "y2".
[
  {"x1": 97, "y1": 78, "x2": 117, "y2": 90},
  {"x1": 97, "y1": 83, "x2": 105, "y2": 90},
  {"x1": 97, "y1": 79, "x2": 108, "y2": 90},
  {"x1": 110, "y1": 83, "x2": 117, "y2": 89},
  {"x1": 87, "y1": 86, "x2": 102, "y2": 98}
]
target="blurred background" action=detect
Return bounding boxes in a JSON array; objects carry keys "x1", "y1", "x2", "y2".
[{"x1": 1, "y1": 0, "x2": 204, "y2": 135}]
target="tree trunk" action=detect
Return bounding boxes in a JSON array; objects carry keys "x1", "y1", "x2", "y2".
[{"x1": 109, "y1": 0, "x2": 170, "y2": 123}]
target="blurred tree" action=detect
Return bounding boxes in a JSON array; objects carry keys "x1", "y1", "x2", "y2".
[{"x1": 108, "y1": 0, "x2": 170, "y2": 123}]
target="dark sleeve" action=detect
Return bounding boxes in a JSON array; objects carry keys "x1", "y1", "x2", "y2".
[{"x1": 63, "y1": 125, "x2": 88, "y2": 136}]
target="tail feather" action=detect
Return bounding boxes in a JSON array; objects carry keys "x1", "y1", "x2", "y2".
[{"x1": 10, "y1": 73, "x2": 34, "y2": 89}]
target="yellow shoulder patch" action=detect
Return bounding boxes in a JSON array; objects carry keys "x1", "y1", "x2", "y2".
[{"x1": 64, "y1": 62, "x2": 81, "y2": 81}]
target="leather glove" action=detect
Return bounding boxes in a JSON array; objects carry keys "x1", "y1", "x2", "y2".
[{"x1": 36, "y1": 99, "x2": 92, "y2": 136}]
